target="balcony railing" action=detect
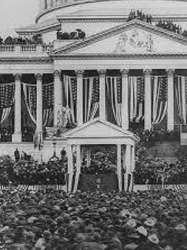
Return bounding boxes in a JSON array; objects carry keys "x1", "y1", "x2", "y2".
[{"x1": 0, "y1": 44, "x2": 53, "y2": 55}]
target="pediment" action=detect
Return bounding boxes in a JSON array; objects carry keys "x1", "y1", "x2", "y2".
[
  {"x1": 52, "y1": 20, "x2": 187, "y2": 56},
  {"x1": 63, "y1": 119, "x2": 137, "y2": 141}
]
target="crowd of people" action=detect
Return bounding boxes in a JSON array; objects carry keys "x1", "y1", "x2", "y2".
[
  {"x1": 0, "y1": 127, "x2": 12, "y2": 142},
  {"x1": 0, "y1": 189, "x2": 186, "y2": 249},
  {"x1": 127, "y1": 10, "x2": 152, "y2": 23},
  {"x1": 0, "y1": 34, "x2": 43, "y2": 45},
  {"x1": 156, "y1": 20, "x2": 183, "y2": 35},
  {"x1": 56, "y1": 29, "x2": 86, "y2": 40}
]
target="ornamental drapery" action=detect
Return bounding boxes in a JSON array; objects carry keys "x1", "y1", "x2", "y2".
[
  {"x1": 23, "y1": 82, "x2": 54, "y2": 127},
  {"x1": 83, "y1": 77, "x2": 99, "y2": 123},
  {"x1": 0, "y1": 82, "x2": 15, "y2": 125},
  {"x1": 175, "y1": 75, "x2": 187, "y2": 124},
  {"x1": 106, "y1": 76, "x2": 122, "y2": 126},
  {"x1": 129, "y1": 76, "x2": 144, "y2": 123},
  {"x1": 151, "y1": 76, "x2": 167, "y2": 125}
]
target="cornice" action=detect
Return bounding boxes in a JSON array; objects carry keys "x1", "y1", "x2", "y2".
[
  {"x1": 0, "y1": 57, "x2": 53, "y2": 64},
  {"x1": 52, "y1": 53, "x2": 187, "y2": 60}
]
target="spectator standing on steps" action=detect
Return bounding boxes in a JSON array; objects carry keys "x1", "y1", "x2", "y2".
[{"x1": 14, "y1": 148, "x2": 20, "y2": 162}]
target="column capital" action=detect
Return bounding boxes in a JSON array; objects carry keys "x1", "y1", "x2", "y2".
[
  {"x1": 166, "y1": 68, "x2": 175, "y2": 76},
  {"x1": 35, "y1": 73, "x2": 43, "y2": 81},
  {"x1": 14, "y1": 74, "x2": 22, "y2": 81},
  {"x1": 121, "y1": 69, "x2": 129, "y2": 76},
  {"x1": 143, "y1": 68, "x2": 152, "y2": 75},
  {"x1": 54, "y1": 70, "x2": 60, "y2": 78},
  {"x1": 75, "y1": 70, "x2": 84, "y2": 76},
  {"x1": 98, "y1": 69, "x2": 106, "y2": 76}
]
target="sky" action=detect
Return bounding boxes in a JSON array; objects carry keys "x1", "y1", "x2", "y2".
[{"x1": 0, "y1": 0, "x2": 38, "y2": 38}]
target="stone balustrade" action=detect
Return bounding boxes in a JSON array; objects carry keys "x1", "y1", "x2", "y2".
[{"x1": 0, "y1": 44, "x2": 53, "y2": 55}]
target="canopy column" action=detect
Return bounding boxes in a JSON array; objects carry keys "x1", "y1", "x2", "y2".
[
  {"x1": 73, "y1": 144, "x2": 81, "y2": 193},
  {"x1": 144, "y1": 69, "x2": 152, "y2": 130},
  {"x1": 67, "y1": 144, "x2": 74, "y2": 193},
  {"x1": 12, "y1": 74, "x2": 22, "y2": 142},
  {"x1": 121, "y1": 69, "x2": 129, "y2": 130},
  {"x1": 117, "y1": 144, "x2": 122, "y2": 192},
  {"x1": 167, "y1": 69, "x2": 175, "y2": 131},
  {"x1": 124, "y1": 144, "x2": 131, "y2": 191},
  {"x1": 99, "y1": 70, "x2": 106, "y2": 120},
  {"x1": 129, "y1": 145, "x2": 135, "y2": 192}
]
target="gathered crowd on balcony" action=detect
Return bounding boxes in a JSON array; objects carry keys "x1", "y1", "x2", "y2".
[
  {"x1": 56, "y1": 29, "x2": 86, "y2": 40},
  {"x1": 0, "y1": 34, "x2": 43, "y2": 46}
]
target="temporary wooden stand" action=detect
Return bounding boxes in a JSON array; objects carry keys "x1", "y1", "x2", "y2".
[{"x1": 64, "y1": 119, "x2": 138, "y2": 193}]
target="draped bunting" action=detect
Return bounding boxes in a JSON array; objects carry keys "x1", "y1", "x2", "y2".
[
  {"x1": 0, "y1": 83, "x2": 15, "y2": 125},
  {"x1": 0, "y1": 83, "x2": 15, "y2": 108},
  {"x1": 23, "y1": 82, "x2": 54, "y2": 127},
  {"x1": 83, "y1": 77, "x2": 99, "y2": 123},
  {"x1": 63, "y1": 75, "x2": 77, "y2": 125},
  {"x1": 22, "y1": 83, "x2": 37, "y2": 124},
  {"x1": 43, "y1": 82, "x2": 54, "y2": 127},
  {"x1": 129, "y1": 76, "x2": 144, "y2": 122},
  {"x1": 175, "y1": 75, "x2": 187, "y2": 124},
  {"x1": 106, "y1": 76, "x2": 122, "y2": 126},
  {"x1": 152, "y1": 76, "x2": 168, "y2": 125}
]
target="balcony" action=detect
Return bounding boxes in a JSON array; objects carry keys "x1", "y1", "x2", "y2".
[{"x1": 0, "y1": 44, "x2": 53, "y2": 57}]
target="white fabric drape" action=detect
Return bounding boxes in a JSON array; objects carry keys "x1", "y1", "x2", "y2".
[
  {"x1": 152, "y1": 76, "x2": 168, "y2": 125},
  {"x1": 23, "y1": 82, "x2": 37, "y2": 124},
  {"x1": 175, "y1": 75, "x2": 187, "y2": 124},
  {"x1": 129, "y1": 76, "x2": 144, "y2": 122},
  {"x1": 43, "y1": 108, "x2": 53, "y2": 127},
  {"x1": 106, "y1": 76, "x2": 122, "y2": 126},
  {"x1": 84, "y1": 77, "x2": 99, "y2": 122},
  {"x1": 0, "y1": 107, "x2": 12, "y2": 124},
  {"x1": 63, "y1": 75, "x2": 76, "y2": 124}
]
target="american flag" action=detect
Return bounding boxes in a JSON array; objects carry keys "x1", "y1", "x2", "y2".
[
  {"x1": 117, "y1": 77, "x2": 122, "y2": 103},
  {"x1": 0, "y1": 83, "x2": 15, "y2": 108},
  {"x1": 71, "y1": 77, "x2": 77, "y2": 103},
  {"x1": 152, "y1": 76, "x2": 167, "y2": 124},
  {"x1": 43, "y1": 83, "x2": 54, "y2": 109},
  {"x1": 92, "y1": 77, "x2": 99, "y2": 103},
  {"x1": 135, "y1": 76, "x2": 144, "y2": 122}
]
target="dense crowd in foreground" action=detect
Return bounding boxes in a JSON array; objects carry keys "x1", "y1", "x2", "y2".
[{"x1": 0, "y1": 189, "x2": 186, "y2": 250}]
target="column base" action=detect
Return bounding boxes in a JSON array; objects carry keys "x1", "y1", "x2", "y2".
[{"x1": 12, "y1": 133, "x2": 22, "y2": 143}]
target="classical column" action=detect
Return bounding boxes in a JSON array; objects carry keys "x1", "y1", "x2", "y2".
[
  {"x1": 99, "y1": 70, "x2": 106, "y2": 120},
  {"x1": 67, "y1": 144, "x2": 74, "y2": 193},
  {"x1": 167, "y1": 69, "x2": 175, "y2": 131},
  {"x1": 12, "y1": 74, "x2": 22, "y2": 143},
  {"x1": 124, "y1": 144, "x2": 131, "y2": 192},
  {"x1": 54, "y1": 70, "x2": 62, "y2": 127},
  {"x1": 129, "y1": 145, "x2": 135, "y2": 192},
  {"x1": 36, "y1": 74, "x2": 43, "y2": 135},
  {"x1": 73, "y1": 144, "x2": 81, "y2": 193},
  {"x1": 76, "y1": 70, "x2": 83, "y2": 126},
  {"x1": 121, "y1": 69, "x2": 129, "y2": 130},
  {"x1": 117, "y1": 144, "x2": 122, "y2": 192},
  {"x1": 144, "y1": 68, "x2": 152, "y2": 130}
]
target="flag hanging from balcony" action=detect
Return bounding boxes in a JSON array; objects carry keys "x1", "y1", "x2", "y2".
[
  {"x1": 152, "y1": 76, "x2": 167, "y2": 125},
  {"x1": 63, "y1": 75, "x2": 77, "y2": 124},
  {"x1": 0, "y1": 82, "x2": 15, "y2": 125},
  {"x1": 22, "y1": 83, "x2": 37, "y2": 124},
  {"x1": 43, "y1": 82, "x2": 54, "y2": 127},
  {"x1": 106, "y1": 76, "x2": 122, "y2": 126},
  {"x1": 83, "y1": 77, "x2": 99, "y2": 122},
  {"x1": 175, "y1": 75, "x2": 187, "y2": 124},
  {"x1": 129, "y1": 76, "x2": 144, "y2": 122}
]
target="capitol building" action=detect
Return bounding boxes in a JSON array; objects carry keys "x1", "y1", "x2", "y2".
[{"x1": 1, "y1": 0, "x2": 187, "y2": 189}]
